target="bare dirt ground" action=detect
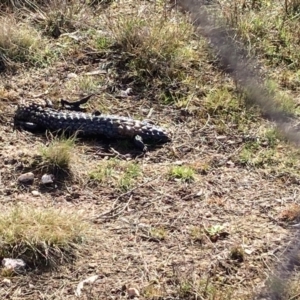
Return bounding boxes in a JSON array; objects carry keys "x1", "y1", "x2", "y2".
[{"x1": 1, "y1": 1, "x2": 300, "y2": 299}]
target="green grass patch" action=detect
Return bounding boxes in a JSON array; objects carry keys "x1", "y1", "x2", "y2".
[
  {"x1": 149, "y1": 227, "x2": 167, "y2": 241},
  {"x1": 168, "y1": 165, "x2": 195, "y2": 182},
  {"x1": 89, "y1": 159, "x2": 141, "y2": 191},
  {"x1": 118, "y1": 162, "x2": 141, "y2": 191},
  {"x1": 89, "y1": 159, "x2": 116, "y2": 183},
  {"x1": 238, "y1": 142, "x2": 276, "y2": 167}
]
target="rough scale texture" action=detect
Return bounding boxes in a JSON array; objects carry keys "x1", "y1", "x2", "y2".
[{"x1": 14, "y1": 103, "x2": 171, "y2": 142}]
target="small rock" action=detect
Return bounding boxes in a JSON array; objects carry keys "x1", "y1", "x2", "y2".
[
  {"x1": 120, "y1": 87, "x2": 132, "y2": 98},
  {"x1": 205, "y1": 212, "x2": 212, "y2": 218},
  {"x1": 127, "y1": 287, "x2": 140, "y2": 298},
  {"x1": 196, "y1": 189, "x2": 203, "y2": 197},
  {"x1": 17, "y1": 172, "x2": 34, "y2": 185},
  {"x1": 244, "y1": 248, "x2": 254, "y2": 255},
  {"x1": 2, "y1": 258, "x2": 26, "y2": 273},
  {"x1": 31, "y1": 190, "x2": 40, "y2": 197},
  {"x1": 75, "y1": 275, "x2": 99, "y2": 297},
  {"x1": 2, "y1": 278, "x2": 11, "y2": 286},
  {"x1": 67, "y1": 72, "x2": 78, "y2": 79},
  {"x1": 85, "y1": 69, "x2": 107, "y2": 76},
  {"x1": 41, "y1": 174, "x2": 54, "y2": 184},
  {"x1": 226, "y1": 160, "x2": 235, "y2": 167}
]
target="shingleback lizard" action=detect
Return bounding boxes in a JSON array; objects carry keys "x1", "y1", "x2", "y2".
[{"x1": 14, "y1": 102, "x2": 171, "y2": 150}]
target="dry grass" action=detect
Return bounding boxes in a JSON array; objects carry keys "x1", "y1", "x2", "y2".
[
  {"x1": 219, "y1": 0, "x2": 300, "y2": 92},
  {"x1": 0, "y1": 15, "x2": 44, "y2": 67},
  {"x1": 1, "y1": 0, "x2": 300, "y2": 299},
  {"x1": 40, "y1": 135, "x2": 76, "y2": 171},
  {"x1": 0, "y1": 205, "x2": 90, "y2": 270},
  {"x1": 100, "y1": 4, "x2": 206, "y2": 103},
  {"x1": 27, "y1": 0, "x2": 93, "y2": 38}
]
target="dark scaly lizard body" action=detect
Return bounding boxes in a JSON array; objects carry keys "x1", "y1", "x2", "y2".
[{"x1": 14, "y1": 103, "x2": 171, "y2": 146}]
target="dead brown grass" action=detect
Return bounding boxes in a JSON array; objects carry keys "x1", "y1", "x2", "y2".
[
  {"x1": 0, "y1": 204, "x2": 91, "y2": 270},
  {"x1": 0, "y1": 0, "x2": 300, "y2": 299},
  {"x1": 0, "y1": 15, "x2": 43, "y2": 66}
]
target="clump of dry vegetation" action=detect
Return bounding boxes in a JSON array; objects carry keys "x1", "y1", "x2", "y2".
[
  {"x1": 220, "y1": 0, "x2": 300, "y2": 91},
  {"x1": 99, "y1": 5, "x2": 206, "y2": 103},
  {"x1": 0, "y1": 205, "x2": 90, "y2": 270},
  {"x1": 1, "y1": 0, "x2": 300, "y2": 299},
  {"x1": 0, "y1": 15, "x2": 44, "y2": 68},
  {"x1": 40, "y1": 135, "x2": 76, "y2": 172}
]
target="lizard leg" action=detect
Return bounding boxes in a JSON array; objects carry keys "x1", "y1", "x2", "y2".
[
  {"x1": 14, "y1": 120, "x2": 38, "y2": 131},
  {"x1": 134, "y1": 135, "x2": 147, "y2": 152}
]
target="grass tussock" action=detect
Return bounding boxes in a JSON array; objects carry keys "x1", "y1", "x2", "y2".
[
  {"x1": 102, "y1": 4, "x2": 204, "y2": 103},
  {"x1": 0, "y1": 205, "x2": 90, "y2": 269},
  {"x1": 220, "y1": 0, "x2": 300, "y2": 90},
  {"x1": 28, "y1": 0, "x2": 92, "y2": 38},
  {"x1": 0, "y1": 15, "x2": 44, "y2": 66},
  {"x1": 40, "y1": 136, "x2": 75, "y2": 171}
]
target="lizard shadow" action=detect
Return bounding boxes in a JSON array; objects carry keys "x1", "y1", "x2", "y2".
[{"x1": 14, "y1": 125, "x2": 169, "y2": 195}]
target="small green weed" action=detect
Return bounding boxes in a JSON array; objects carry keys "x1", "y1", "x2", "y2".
[
  {"x1": 95, "y1": 36, "x2": 112, "y2": 50},
  {"x1": 118, "y1": 162, "x2": 141, "y2": 191},
  {"x1": 89, "y1": 161, "x2": 115, "y2": 183},
  {"x1": 204, "y1": 224, "x2": 229, "y2": 242},
  {"x1": 89, "y1": 159, "x2": 141, "y2": 191},
  {"x1": 149, "y1": 227, "x2": 167, "y2": 241},
  {"x1": 168, "y1": 165, "x2": 195, "y2": 182},
  {"x1": 205, "y1": 224, "x2": 224, "y2": 237}
]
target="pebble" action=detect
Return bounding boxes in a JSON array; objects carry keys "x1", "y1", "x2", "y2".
[
  {"x1": 41, "y1": 174, "x2": 54, "y2": 184},
  {"x1": 67, "y1": 72, "x2": 78, "y2": 79},
  {"x1": 2, "y1": 278, "x2": 11, "y2": 286},
  {"x1": 2, "y1": 258, "x2": 26, "y2": 273},
  {"x1": 31, "y1": 190, "x2": 40, "y2": 197},
  {"x1": 127, "y1": 287, "x2": 140, "y2": 298},
  {"x1": 17, "y1": 172, "x2": 34, "y2": 185}
]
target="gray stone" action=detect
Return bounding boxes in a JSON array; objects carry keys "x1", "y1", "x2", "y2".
[
  {"x1": 41, "y1": 174, "x2": 54, "y2": 184},
  {"x1": 17, "y1": 172, "x2": 34, "y2": 185}
]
